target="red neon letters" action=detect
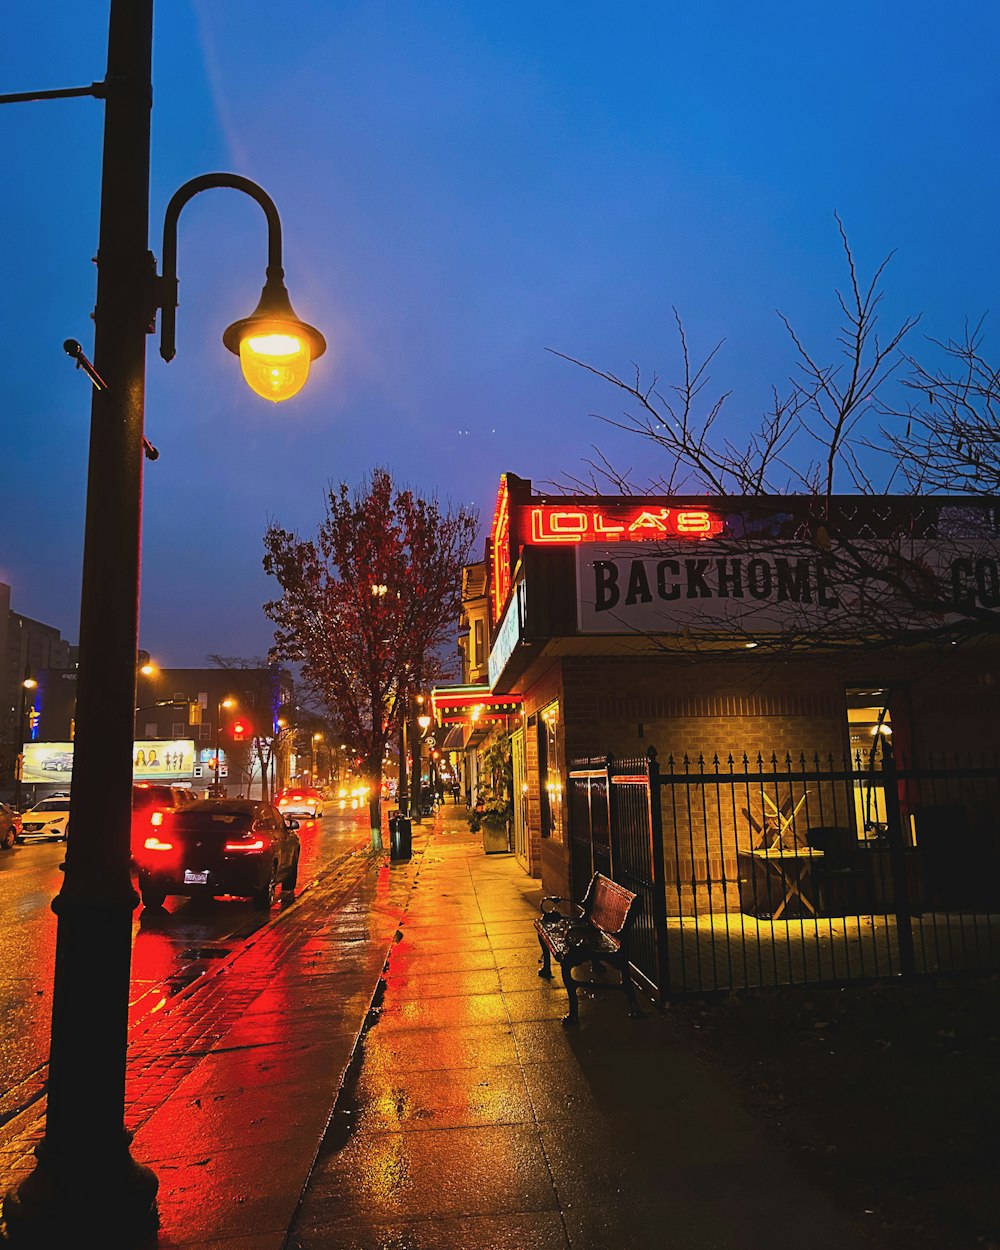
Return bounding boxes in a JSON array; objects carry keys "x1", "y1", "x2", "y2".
[{"x1": 528, "y1": 506, "x2": 722, "y2": 544}]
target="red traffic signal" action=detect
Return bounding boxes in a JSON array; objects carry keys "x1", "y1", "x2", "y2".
[{"x1": 232, "y1": 720, "x2": 248, "y2": 741}]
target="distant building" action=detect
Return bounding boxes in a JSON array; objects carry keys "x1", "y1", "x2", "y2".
[
  {"x1": 30, "y1": 661, "x2": 294, "y2": 798},
  {"x1": 1, "y1": 580, "x2": 77, "y2": 758}
]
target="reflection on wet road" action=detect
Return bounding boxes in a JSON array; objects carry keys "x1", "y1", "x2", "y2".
[{"x1": 0, "y1": 806, "x2": 370, "y2": 1119}]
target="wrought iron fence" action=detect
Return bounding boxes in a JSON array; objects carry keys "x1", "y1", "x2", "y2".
[{"x1": 569, "y1": 746, "x2": 1000, "y2": 997}]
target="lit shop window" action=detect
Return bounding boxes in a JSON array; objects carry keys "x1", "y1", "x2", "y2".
[{"x1": 538, "y1": 701, "x2": 563, "y2": 841}]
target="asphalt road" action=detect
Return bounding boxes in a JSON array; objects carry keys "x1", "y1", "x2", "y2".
[{"x1": 0, "y1": 805, "x2": 372, "y2": 1120}]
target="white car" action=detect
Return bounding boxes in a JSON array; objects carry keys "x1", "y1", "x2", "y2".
[
  {"x1": 19, "y1": 796, "x2": 70, "y2": 842},
  {"x1": 276, "y1": 788, "x2": 325, "y2": 819}
]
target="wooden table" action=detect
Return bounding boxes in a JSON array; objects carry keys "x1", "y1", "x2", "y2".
[{"x1": 737, "y1": 848, "x2": 824, "y2": 920}]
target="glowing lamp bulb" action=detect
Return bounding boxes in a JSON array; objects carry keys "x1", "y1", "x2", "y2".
[{"x1": 239, "y1": 328, "x2": 311, "y2": 402}]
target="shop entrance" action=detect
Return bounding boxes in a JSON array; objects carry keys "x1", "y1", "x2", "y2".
[
  {"x1": 511, "y1": 728, "x2": 528, "y2": 868},
  {"x1": 846, "y1": 686, "x2": 893, "y2": 836}
]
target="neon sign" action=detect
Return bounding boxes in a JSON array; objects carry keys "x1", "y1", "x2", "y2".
[
  {"x1": 486, "y1": 475, "x2": 726, "y2": 625},
  {"x1": 528, "y1": 506, "x2": 723, "y2": 544},
  {"x1": 490, "y1": 477, "x2": 513, "y2": 623}
]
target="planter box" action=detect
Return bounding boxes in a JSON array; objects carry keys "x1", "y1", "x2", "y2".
[{"x1": 481, "y1": 818, "x2": 509, "y2": 854}]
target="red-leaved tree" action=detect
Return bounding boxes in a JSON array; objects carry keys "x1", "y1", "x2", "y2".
[{"x1": 263, "y1": 468, "x2": 478, "y2": 849}]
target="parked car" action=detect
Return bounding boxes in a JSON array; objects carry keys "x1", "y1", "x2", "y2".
[
  {"x1": 18, "y1": 795, "x2": 70, "y2": 842},
  {"x1": 135, "y1": 798, "x2": 300, "y2": 910},
  {"x1": 131, "y1": 783, "x2": 198, "y2": 861},
  {"x1": 276, "y1": 787, "x2": 325, "y2": 819},
  {"x1": 0, "y1": 803, "x2": 20, "y2": 850}
]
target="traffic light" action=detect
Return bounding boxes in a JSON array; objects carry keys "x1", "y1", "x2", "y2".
[{"x1": 232, "y1": 719, "x2": 247, "y2": 742}]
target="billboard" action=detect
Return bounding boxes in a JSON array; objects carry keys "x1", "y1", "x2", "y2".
[{"x1": 20, "y1": 740, "x2": 196, "y2": 785}]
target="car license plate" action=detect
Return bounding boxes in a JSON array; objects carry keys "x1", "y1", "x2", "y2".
[{"x1": 184, "y1": 869, "x2": 209, "y2": 885}]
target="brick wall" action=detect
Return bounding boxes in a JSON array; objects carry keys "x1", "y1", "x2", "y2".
[{"x1": 514, "y1": 646, "x2": 1000, "y2": 909}]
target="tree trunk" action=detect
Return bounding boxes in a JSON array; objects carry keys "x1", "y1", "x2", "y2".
[{"x1": 367, "y1": 743, "x2": 383, "y2": 853}]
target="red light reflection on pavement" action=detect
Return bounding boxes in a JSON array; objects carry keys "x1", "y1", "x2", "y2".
[{"x1": 129, "y1": 929, "x2": 177, "y2": 1027}]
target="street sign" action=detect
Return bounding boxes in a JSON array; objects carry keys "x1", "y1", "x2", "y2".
[
  {"x1": 193, "y1": 765, "x2": 203, "y2": 778},
  {"x1": 219, "y1": 765, "x2": 228, "y2": 778}
]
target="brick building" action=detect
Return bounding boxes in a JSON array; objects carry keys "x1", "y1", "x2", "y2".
[{"x1": 463, "y1": 474, "x2": 1000, "y2": 912}]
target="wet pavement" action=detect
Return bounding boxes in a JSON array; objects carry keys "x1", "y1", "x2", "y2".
[
  {"x1": 287, "y1": 808, "x2": 866, "y2": 1250},
  {"x1": 0, "y1": 806, "x2": 868, "y2": 1248}
]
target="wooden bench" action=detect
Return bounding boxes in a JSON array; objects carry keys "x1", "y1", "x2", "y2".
[{"x1": 534, "y1": 871, "x2": 642, "y2": 1027}]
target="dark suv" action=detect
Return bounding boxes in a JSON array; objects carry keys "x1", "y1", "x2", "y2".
[
  {"x1": 135, "y1": 798, "x2": 300, "y2": 911},
  {"x1": 131, "y1": 783, "x2": 197, "y2": 862}
]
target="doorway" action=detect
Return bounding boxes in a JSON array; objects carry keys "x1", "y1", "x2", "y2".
[
  {"x1": 511, "y1": 728, "x2": 528, "y2": 869},
  {"x1": 845, "y1": 685, "x2": 912, "y2": 839}
]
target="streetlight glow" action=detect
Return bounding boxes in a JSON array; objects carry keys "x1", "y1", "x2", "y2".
[{"x1": 238, "y1": 330, "x2": 311, "y2": 402}]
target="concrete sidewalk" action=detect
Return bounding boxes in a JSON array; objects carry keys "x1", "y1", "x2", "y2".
[
  {"x1": 0, "y1": 806, "x2": 867, "y2": 1249},
  {"x1": 287, "y1": 807, "x2": 866, "y2": 1250}
]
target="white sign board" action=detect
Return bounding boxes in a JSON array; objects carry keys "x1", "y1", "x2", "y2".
[
  {"x1": 576, "y1": 540, "x2": 1000, "y2": 637},
  {"x1": 489, "y1": 579, "x2": 527, "y2": 688}
]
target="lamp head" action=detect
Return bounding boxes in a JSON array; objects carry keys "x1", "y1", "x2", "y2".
[
  {"x1": 417, "y1": 714, "x2": 432, "y2": 731},
  {"x1": 22, "y1": 678, "x2": 38, "y2": 691},
  {"x1": 223, "y1": 272, "x2": 326, "y2": 403}
]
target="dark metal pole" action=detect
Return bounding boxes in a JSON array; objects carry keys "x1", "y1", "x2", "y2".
[
  {"x1": 214, "y1": 697, "x2": 223, "y2": 790},
  {"x1": 410, "y1": 706, "x2": 422, "y2": 822},
  {"x1": 3, "y1": 0, "x2": 159, "y2": 1239},
  {"x1": 398, "y1": 708, "x2": 409, "y2": 815},
  {"x1": 12, "y1": 674, "x2": 33, "y2": 813}
]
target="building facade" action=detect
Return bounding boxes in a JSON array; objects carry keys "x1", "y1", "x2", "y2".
[
  {"x1": 1, "y1": 581, "x2": 77, "y2": 792},
  {"x1": 462, "y1": 476, "x2": 1000, "y2": 927}
]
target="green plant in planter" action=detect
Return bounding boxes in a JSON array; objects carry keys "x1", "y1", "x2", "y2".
[{"x1": 468, "y1": 728, "x2": 513, "y2": 832}]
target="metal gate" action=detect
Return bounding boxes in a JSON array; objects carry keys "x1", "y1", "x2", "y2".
[
  {"x1": 568, "y1": 755, "x2": 668, "y2": 1001},
  {"x1": 571, "y1": 745, "x2": 1000, "y2": 997}
]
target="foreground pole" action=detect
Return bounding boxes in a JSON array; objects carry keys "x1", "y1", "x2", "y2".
[{"x1": 3, "y1": 1, "x2": 159, "y2": 1241}]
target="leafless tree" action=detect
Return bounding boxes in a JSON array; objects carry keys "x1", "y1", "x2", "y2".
[
  {"x1": 878, "y1": 319, "x2": 1000, "y2": 494},
  {"x1": 207, "y1": 655, "x2": 291, "y2": 802},
  {"x1": 549, "y1": 218, "x2": 1000, "y2": 643},
  {"x1": 548, "y1": 215, "x2": 919, "y2": 505}
]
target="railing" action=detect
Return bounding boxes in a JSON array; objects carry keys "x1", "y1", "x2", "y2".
[{"x1": 569, "y1": 746, "x2": 1000, "y2": 996}]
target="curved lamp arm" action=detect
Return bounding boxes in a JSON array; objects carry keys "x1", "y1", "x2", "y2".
[
  {"x1": 154, "y1": 172, "x2": 325, "y2": 402},
  {"x1": 157, "y1": 172, "x2": 285, "y2": 363}
]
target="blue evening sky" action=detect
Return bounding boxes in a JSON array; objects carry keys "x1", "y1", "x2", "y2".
[{"x1": 3, "y1": 2, "x2": 998, "y2": 665}]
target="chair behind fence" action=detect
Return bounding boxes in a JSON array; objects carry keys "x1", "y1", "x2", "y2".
[{"x1": 570, "y1": 746, "x2": 1000, "y2": 996}]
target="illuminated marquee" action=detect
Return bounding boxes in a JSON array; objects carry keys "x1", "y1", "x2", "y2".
[
  {"x1": 529, "y1": 506, "x2": 723, "y2": 544},
  {"x1": 486, "y1": 474, "x2": 725, "y2": 623},
  {"x1": 490, "y1": 477, "x2": 512, "y2": 623}
]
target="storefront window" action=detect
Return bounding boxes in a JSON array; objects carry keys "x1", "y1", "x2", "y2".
[
  {"x1": 537, "y1": 701, "x2": 563, "y2": 841},
  {"x1": 846, "y1": 684, "x2": 913, "y2": 841}
]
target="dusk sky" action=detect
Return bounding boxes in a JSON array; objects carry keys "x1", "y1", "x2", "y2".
[{"x1": 4, "y1": 2, "x2": 999, "y2": 667}]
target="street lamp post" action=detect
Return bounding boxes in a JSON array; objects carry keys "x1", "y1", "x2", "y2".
[
  {"x1": 415, "y1": 707, "x2": 431, "y2": 819},
  {"x1": 12, "y1": 674, "x2": 37, "y2": 812},
  {"x1": 312, "y1": 732, "x2": 323, "y2": 784},
  {"x1": 1, "y1": 4, "x2": 325, "y2": 1240},
  {"x1": 214, "y1": 697, "x2": 236, "y2": 793}
]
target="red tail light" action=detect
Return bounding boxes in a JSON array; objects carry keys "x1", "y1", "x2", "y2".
[
  {"x1": 143, "y1": 836, "x2": 174, "y2": 852},
  {"x1": 224, "y1": 837, "x2": 266, "y2": 852}
]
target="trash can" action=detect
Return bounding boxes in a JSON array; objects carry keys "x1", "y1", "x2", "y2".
[{"x1": 389, "y1": 810, "x2": 412, "y2": 861}]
